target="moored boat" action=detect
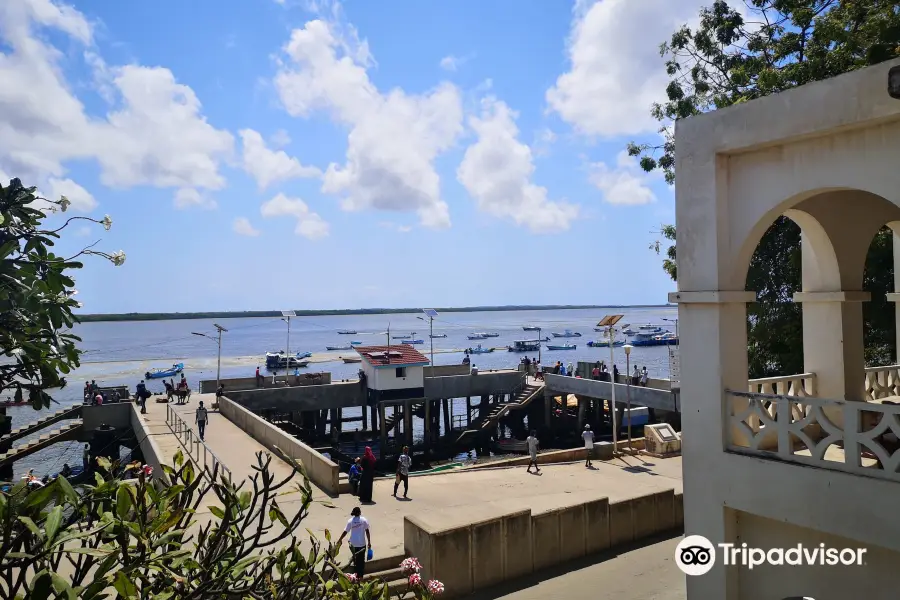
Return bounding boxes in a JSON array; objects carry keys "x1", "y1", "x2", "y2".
[
  {"x1": 630, "y1": 331, "x2": 677, "y2": 346},
  {"x1": 342, "y1": 356, "x2": 362, "y2": 363},
  {"x1": 145, "y1": 363, "x2": 184, "y2": 379},
  {"x1": 508, "y1": 340, "x2": 541, "y2": 352},
  {"x1": 337, "y1": 330, "x2": 357, "y2": 335},
  {"x1": 551, "y1": 330, "x2": 581, "y2": 338},
  {"x1": 350, "y1": 341, "x2": 362, "y2": 345},
  {"x1": 467, "y1": 333, "x2": 488, "y2": 340},
  {"x1": 466, "y1": 344, "x2": 494, "y2": 354},
  {"x1": 326, "y1": 345, "x2": 353, "y2": 351},
  {"x1": 546, "y1": 343, "x2": 577, "y2": 351},
  {"x1": 587, "y1": 340, "x2": 625, "y2": 348},
  {"x1": 401, "y1": 339, "x2": 425, "y2": 345},
  {"x1": 477, "y1": 332, "x2": 500, "y2": 338},
  {"x1": 392, "y1": 335, "x2": 411, "y2": 339},
  {"x1": 523, "y1": 326, "x2": 541, "y2": 331},
  {"x1": 430, "y1": 333, "x2": 447, "y2": 338}
]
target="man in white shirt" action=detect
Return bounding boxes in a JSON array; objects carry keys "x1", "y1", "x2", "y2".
[
  {"x1": 526, "y1": 430, "x2": 541, "y2": 474},
  {"x1": 336, "y1": 506, "x2": 372, "y2": 579},
  {"x1": 195, "y1": 401, "x2": 209, "y2": 441},
  {"x1": 582, "y1": 424, "x2": 595, "y2": 468},
  {"x1": 393, "y1": 446, "x2": 411, "y2": 498}
]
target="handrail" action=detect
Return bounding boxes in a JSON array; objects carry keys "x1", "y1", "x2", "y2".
[{"x1": 165, "y1": 405, "x2": 232, "y2": 483}]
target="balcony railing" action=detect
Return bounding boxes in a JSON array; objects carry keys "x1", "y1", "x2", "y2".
[
  {"x1": 726, "y1": 389, "x2": 900, "y2": 483},
  {"x1": 865, "y1": 364, "x2": 900, "y2": 401},
  {"x1": 747, "y1": 373, "x2": 817, "y2": 397}
]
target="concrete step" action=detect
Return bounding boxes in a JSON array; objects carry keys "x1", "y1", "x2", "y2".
[
  {"x1": 1, "y1": 405, "x2": 81, "y2": 445},
  {"x1": 361, "y1": 553, "x2": 405, "y2": 574},
  {"x1": 363, "y1": 566, "x2": 404, "y2": 583}
]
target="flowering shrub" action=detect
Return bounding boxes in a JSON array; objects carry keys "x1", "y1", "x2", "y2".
[
  {"x1": 408, "y1": 573, "x2": 422, "y2": 586},
  {"x1": 400, "y1": 557, "x2": 422, "y2": 574},
  {"x1": 427, "y1": 580, "x2": 445, "y2": 595}
]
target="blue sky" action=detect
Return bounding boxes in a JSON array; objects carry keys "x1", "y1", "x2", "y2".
[{"x1": 1, "y1": 0, "x2": 712, "y2": 313}]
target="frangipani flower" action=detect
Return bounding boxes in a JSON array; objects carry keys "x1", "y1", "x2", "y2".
[
  {"x1": 101, "y1": 214, "x2": 112, "y2": 231},
  {"x1": 58, "y1": 195, "x2": 71, "y2": 213}
]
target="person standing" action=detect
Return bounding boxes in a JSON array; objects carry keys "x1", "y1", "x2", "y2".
[
  {"x1": 82, "y1": 443, "x2": 90, "y2": 473},
  {"x1": 336, "y1": 507, "x2": 372, "y2": 580},
  {"x1": 640, "y1": 367, "x2": 649, "y2": 387},
  {"x1": 136, "y1": 380, "x2": 148, "y2": 413},
  {"x1": 632, "y1": 365, "x2": 640, "y2": 386},
  {"x1": 526, "y1": 430, "x2": 541, "y2": 474},
  {"x1": 195, "y1": 401, "x2": 209, "y2": 441},
  {"x1": 357, "y1": 447, "x2": 377, "y2": 503},
  {"x1": 393, "y1": 446, "x2": 411, "y2": 498},
  {"x1": 567, "y1": 361, "x2": 575, "y2": 377},
  {"x1": 255, "y1": 366, "x2": 263, "y2": 387},
  {"x1": 583, "y1": 425, "x2": 595, "y2": 467},
  {"x1": 348, "y1": 458, "x2": 362, "y2": 496}
]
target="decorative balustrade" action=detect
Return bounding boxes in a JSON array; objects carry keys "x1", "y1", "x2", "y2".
[
  {"x1": 865, "y1": 365, "x2": 900, "y2": 401},
  {"x1": 747, "y1": 373, "x2": 817, "y2": 397},
  {"x1": 726, "y1": 389, "x2": 900, "y2": 483}
]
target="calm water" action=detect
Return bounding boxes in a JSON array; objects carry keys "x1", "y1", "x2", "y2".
[{"x1": 9, "y1": 307, "x2": 676, "y2": 477}]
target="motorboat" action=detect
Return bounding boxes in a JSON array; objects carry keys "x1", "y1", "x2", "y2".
[
  {"x1": 467, "y1": 334, "x2": 488, "y2": 340},
  {"x1": 392, "y1": 334, "x2": 411, "y2": 339},
  {"x1": 350, "y1": 341, "x2": 362, "y2": 345},
  {"x1": 587, "y1": 340, "x2": 625, "y2": 348},
  {"x1": 551, "y1": 330, "x2": 581, "y2": 338},
  {"x1": 466, "y1": 344, "x2": 494, "y2": 354},
  {"x1": 630, "y1": 331, "x2": 677, "y2": 346},
  {"x1": 474, "y1": 332, "x2": 500, "y2": 338},
  {"x1": 265, "y1": 352, "x2": 310, "y2": 369},
  {"x1": 326, "y1": 345, "x2": 353, "y2": 351},
  {"x1": 401, "y1": 339, "x2": 424, "y2": 345},
  {"x1": 523, "y1": 326, "x2": 541, "y2": 332},
  {"x1": 508, "y1": 340, "x2": 541, "y2": 352},
  {"x1": 337, "y1": 330, "x2": 357, "y2": 335},
  {"x1": 430, "y1": 333, "x2": 447, "y2": 338},
  {"x1": 342, "y1": 356, "x2": 362, "y2": 363},
  {"x1": 625, "y1": 324, "x2": 664, "y2": 336},
  {"x1": 145, "y1": 363, "x2": 184, "y2": 379},
  {"x1": 546, "y1": 343, "x2": 577, "y2": 351}
]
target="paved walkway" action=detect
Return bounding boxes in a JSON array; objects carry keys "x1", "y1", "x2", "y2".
[{"x1": 138, "y1": 396, "x2": 684, "y2": 558}]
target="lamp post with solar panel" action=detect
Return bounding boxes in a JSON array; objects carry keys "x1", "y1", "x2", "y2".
[
  {"x1": 419, "y1": 309, "x2": 439, "y2": 369},
  {"x1": 282, "y1": 310, "x2": 296, "y2": 378}
]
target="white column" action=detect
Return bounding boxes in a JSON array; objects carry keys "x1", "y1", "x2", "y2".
[
  {"x1": 669, "y1": 290, "x2": 755, "y2": 600},
  {"x1": 793, "y1": 291, "x2": 869, "y2": 402}
]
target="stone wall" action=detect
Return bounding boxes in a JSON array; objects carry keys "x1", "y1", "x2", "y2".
[
  {"x1": 404, "y1": 488, "x2": 683, "y2": 598},
  {"x1": 200, "y1": 373, "x2": 333, "y2": 393}
]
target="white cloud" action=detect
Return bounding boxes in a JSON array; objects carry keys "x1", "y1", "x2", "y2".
[
  {"x1": 440, "y1": 55, "x2": 458, "y2": 71},
  {"x1": 174, "y1": 187, "x2": 217, "y2": 210},
  {"x1": 274, "y1": 19, "x2": 462, "y2": 228},
  {"x1": 269, "y1": 129, "x2": 292, "y2": 148},
  {"x1": 378, "y1": 221, "x2": 413, "y2": 233},
  {"x1": 74, "y1": 225, "x2": 92, "y2": 237},
  {"x1": 238, "y1": 129, "x2": 320, "y2": 190},
  {"x1": 458, "y1": 97, "x2": 579, "y2": 233},
  {"x1": 233, "y1": 217, "x2": 261, "y2": 237},
  {"x1": 260, "y1": 193, "x2": 329, "y2": 240},
  {"x1": 546, "y1": 0, "x2": 708, "y2": 137},
  {"x1": 0, "y1": 0, "x2": 233, "y2": 203},
  {"x1": 46, "y1": 177, "x2": 97, "y2": 212},
  {"x1": 589, "y1": 151, "x2": 660, "y2": 205}
]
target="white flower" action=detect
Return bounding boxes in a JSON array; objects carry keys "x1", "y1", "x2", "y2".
[
  {"x1": 101, "y1": 215, "x2": 112, "y2": 231},
  {"x1": 66, "y1": 289, "x2": 78, "y2": 296},
  {"x1": 111, "y1": 251, "x2": 126, "y2": 266},
  {"x1": 75, "y1": 301, "x2": 83, "y2": 309},
  {"x1": 58, "y1": 195, "x2": 71, "y2": 213}
]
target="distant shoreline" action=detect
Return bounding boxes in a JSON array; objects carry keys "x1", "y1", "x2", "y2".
[{"x1": 76, "y1": 304, "x2": 674, "y2": 323}]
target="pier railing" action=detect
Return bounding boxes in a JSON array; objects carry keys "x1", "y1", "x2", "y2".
[
  {"x1": 865, "y1": 364, "x2": 900, "y2": 401},
  {"x1": 747, "y1": 373, "x2": 817, "y2": 397},
  {"x1": 165, "y1": 405, "x2": 232, "y2": 482},
  {"x1": 725, "y1": 388, "x2": 900, "y2": 484}
]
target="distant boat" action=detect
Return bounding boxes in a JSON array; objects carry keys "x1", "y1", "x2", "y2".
[
  {"x1": 523, "y1": 326, "x2": 541, "y2": 331},
  {"x1": 467, "y1": 334, "x2": 488, "y2": 340},
  {"x1": 393, "y1": 334, "x2": 412, "y2": 339},
  {"x1": 401, "y1": 339, "x2": 424, "y2": 345},
  {"x1": 587, "y1": 340, "x2": 625, "y2": 348},
  {"x1": 342, "y1": 356, "x2": 362, "y2": 363},
  {"x1": 630, "y1": 331, "x2": 677, "y2": 347},
  {"x1": 466, "y1": 344, "x2": 494, "y2": 354},
  {"x1": 546, "y1": 343, "x2": 577, "y2": 351},
  {"x1": 551, "y1": 330, "x2": 581, "y2": 338},
  {"x1": 475, "y1": 332, "x2": 500, "y2": 338},
  {"x1": 508, "y1": 340, "x2": 541, "y2": 352},
  {"x1": 326, "y1": 345, "x2": 353, "y2": 351},
  {"x1": 350, "y1": 341, "x2": 362, "y2": 345},
  {"x1": 430, "y1": 333, "x2": 447, "y2": 338},
  {"x1": 337, "y1": 330, "x2": 357, "y2": 335},
  {"x1": 264, "y1": 352, "x2": 309, "y2": 369},
  {"x1": 146, "y1": 363, "x2": 184, "y2": 379}
]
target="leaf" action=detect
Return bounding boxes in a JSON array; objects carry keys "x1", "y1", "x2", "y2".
[
  {"x1": 44, "y1": 505, "x2": 63, "y2": 541},
  {"x1": 113, "y1": 570, "x2": 137, "y2": 598},
  {"x1": 115, "y1": 486, "x2": 132, "y2": 519},
  {"x1": 66, "y1": 547, "x2": 112, "y2": 557},
  {"x1": 17, "y1": 516, "x2": 42, "y2": 538},
  {"x1": 208, "y1": 505, "x2": 225, "y2": 520},
  {"x1": 55, "y1": 474, "x2": 78, "y2": 504},
  {"x1": 96, "y1": 456, "x2": 111, "y2": 471},
  {"x1": 29, "y1": 571, "x2": 53, "y2": 600},
  {"x1": 50, "y1": 572, "x2": 76, "y2": 600}
]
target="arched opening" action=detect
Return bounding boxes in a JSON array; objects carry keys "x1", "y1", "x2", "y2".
[{"x1": 862, "y1": 226, "x2": 896, "y2": 367}]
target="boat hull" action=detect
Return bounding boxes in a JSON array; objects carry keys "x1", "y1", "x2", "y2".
[
  {"x1": 146, "y1": 363, "x2": 184, "y2": 379},
  {"x1": 523, "y1": 326, "x2": 540, "y2": 331},
  {"x1": 631, "y1": 338, "x2": 678, "y2": 347},
  {"x1": 546, "y1": 345, "x2": 576, "y2": 351},
  {"x1": 401, "y1": 340, "x2": 424, "y2": 344},
  {"x1": 587, "y1": 340, "x2": 625, "y2": 348},
  {"x1": 326, "y1": 346, "x2": 352, "y2": 351},
  {"x1": 430, "y1": 334, "x2": 447, "y2": 338}
]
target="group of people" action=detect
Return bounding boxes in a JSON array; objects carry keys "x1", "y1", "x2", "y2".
[
  {"x1": 520, "y1": 356, "x2": 542, "y2": 379},
  {"x1": 347, "y1": 446, "x2": 413, "y2": 502},
  {"x1": 163, "y1": 374, "x2": 190, "y2": 403},
  {"x1": 83, "y1": 380, "x2": 124, "y2": 405}
]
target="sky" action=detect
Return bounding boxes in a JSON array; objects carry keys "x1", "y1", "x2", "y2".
[{"x1": 0, "y1": 0, "x2": 715, "y2": 314}]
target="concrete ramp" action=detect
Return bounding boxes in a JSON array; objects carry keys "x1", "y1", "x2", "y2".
[
  {"x1": 1, "y1": 405, "x2": 82, "y2": 446},
  {"x1": 543, "y1": 374, "x2": 679, "y2": 412}
]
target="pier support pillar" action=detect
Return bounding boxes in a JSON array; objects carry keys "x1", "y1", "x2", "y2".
[
  {"x1": 424, "y1": 400, "x2": 431, "y2": 450},
  {"x1": 444, "y1": 398, "x2": 452, "y2": 433},
  {"x1": 404, "y1": 400, "x2": 413, "y2": 447},
  {"x1": 577, "y1": 396, "x2": 586, "y2": 430},
  {"x1": 362, "y1": 404, "x2": 368, "y2": 431},
  {"x1": 379, "y1": 403, "x2": 387, "y2": 459},
  {"x1": 0, "y1": 408, "x2": 11, "y2": 480},
  {"x1": 370, "y1": 405, "x2": 378, "y2": 433}
]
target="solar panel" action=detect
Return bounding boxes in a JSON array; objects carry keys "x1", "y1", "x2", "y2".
[
  {"x1": 281, "y1": 310, "x2": 296, "y2": 317},
  {"x1": 597, "y1": 314, "x2": 624, "y2": 327},
  {"x1": 423, "y1": 309, "x2": 439, "y2": 318}
]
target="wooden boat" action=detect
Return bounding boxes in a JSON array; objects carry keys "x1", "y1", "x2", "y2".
[
  {"x1": 392, "y1": 334, "x2": 411, "y2": 339},
  {"x1": 546, "y1": 343, "x2": 577, "y2": 350},
  {"x1": 145, "y1": 363, "x2": 184, "y2": 379},
  {"x1": 429, "y1": 333, "x2": 447, "y2": 338},
  {"x1": 587, "y1": 340, "x2": 625, "y2": 347},
  {"x1": 342, "y1": 356, "x2": 362, "y2": 363},
  {"x1": 466, "y1": 344, "x2": 494, "y2": 354},
  {"x1": 326, "y1": 345, "x2": 352, "y2": 351},
  {"x1": 508, "y1": 340, "x2": 541, "y2": 352},
  {"x1": 467, "y1": 334, "x2": 488, "y2": 340},
  {"x1": 523, "y1": 326, "x2": 540, "y2": 331},
  {"x1": 551, "y1": 330, "x2": 581, "y2": 338},
  {"x1": 337, "y1": 330, "x2": 357, "y2": 335}
]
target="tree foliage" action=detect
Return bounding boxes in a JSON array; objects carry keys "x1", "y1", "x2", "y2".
[
  {"x1": 0, "y1": 178, "x2": 123, "y2": 409},
  {"x1": 0, "y1": 451, "x2": 442, "y2": 599},
  {"x1": 635, "y1": 0, "x2": 900, "y2": 375}
]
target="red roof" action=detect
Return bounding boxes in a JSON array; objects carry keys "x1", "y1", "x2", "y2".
[{"x1": 354, "y1": 345, "x2": 430, "y2": 367}]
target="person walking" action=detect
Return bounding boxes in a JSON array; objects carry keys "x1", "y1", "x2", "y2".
[
  {"x1": 336, "y1": 507, "x2": 372, "y2": 580},
  {"x1": 640, "y1": 367, "x2": 649, "y2": 387},
  {"x1": 357, "y1": 447, "x2": 377, "y2": 503},
  {"x1": 255, "y1": 366, "x2": 263, "y2": 387},
  {"x1": 526, "y1": 430, "x2": 541, "y2": 474},
  {"x1": 195, "y1": 401, "x2": 209, "y2": 441},
  {"x1": 136, "y1": 380, "x2": 149, "y2": 413},
  {"x1": 393, "y1": 446, "x2": 411, "y2": 498},
  {"x1": 583, "y1": 424, "x2": 595, "y2": 467}
]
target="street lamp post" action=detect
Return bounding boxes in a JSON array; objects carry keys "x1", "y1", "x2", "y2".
[
  {"x1": 608, "y1": 325, "x2": 618, "y2": 454},
  {"x1": 281, "y1": 310, "x2": 296, "y2": 378},
  {"x1": 192, "y1": 323, "x2": 228, "y2": 399},
  {"x1": 624, "y1": 343, "x2": 634, "y2": 454},
  {"x1": 537, "y1": 327, "x2": 542, "y2": 366}
]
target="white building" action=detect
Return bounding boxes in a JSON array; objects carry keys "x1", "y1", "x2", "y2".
[
  {"x1": 672, "y1": 58, "x2": 900, "y2": 599},
  {"x1": 354, "y1": 344, "x2": 430, "y2": 405}
]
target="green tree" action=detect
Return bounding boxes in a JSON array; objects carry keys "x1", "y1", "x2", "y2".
[
  {"x1": 0, "y1": 178, "x2": 124, "y2": 409},
  {"x1": 631, "y1": 0, "x2": 900, "y2": 376}
]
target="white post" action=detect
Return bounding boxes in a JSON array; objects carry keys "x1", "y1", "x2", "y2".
[
  {"x1": 609, "y1": 325, "x2": 618, "y2": 454},
  {"x1": 286, "y1": 316, "x2": 291, "y2": 374},
  {"x1": 430, "y1": 317, "x2": 434, "y2": 368},
  {"x1": 625, "y1": 350, "x2": 632, "y2": 453},
  {"x1": 216, "y1": 329, "x2": 222, "y2": 390}
]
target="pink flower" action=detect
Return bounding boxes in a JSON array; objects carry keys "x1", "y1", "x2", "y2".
[
  {"x1": 408, "y1": 573, "x2": 422, "y2": 586},
  {"x1": 142, "y1": 465, "x2": 153, "y2": 477},
  {"x1": 427, "y1": 580, "x2": 445, "y2": 595},
  {"x1": 400, "y1": 557, "x2": 422, "y2": 574},
  {"x1": 346, "y1": 573, "x2": 358, "y2": 584}
]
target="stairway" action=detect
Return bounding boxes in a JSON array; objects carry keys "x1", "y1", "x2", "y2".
[
  {"x1": 381, "y1": 402, "x2": 424, "y2": 434},
  {"x1": 0, "y1": 421, "x2": 83, "y2": 468},
  {"x1": 0, "y1": 405, "x2": 82, "y2": 446},
  {"x1": 455, "y1": 383, "x2": 544, "y2": 445},
  {"x1": 357, "y1": 553, "x2": 413, "y2": 596}
]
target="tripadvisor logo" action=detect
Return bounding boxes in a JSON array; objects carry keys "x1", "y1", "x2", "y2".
[{"x1": 675, "y1": 535, "x2": 867, "y2": 576}]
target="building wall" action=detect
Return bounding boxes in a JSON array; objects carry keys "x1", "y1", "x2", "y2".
[{"x1": 370, "y1": 364, "x2": 425, "y2": 391}]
